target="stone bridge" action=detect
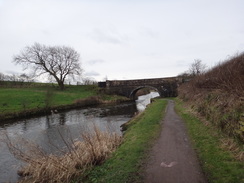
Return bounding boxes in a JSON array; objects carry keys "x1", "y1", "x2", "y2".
[{"x1": 98, "y1": 77, "x2": 183, "y2": 99}]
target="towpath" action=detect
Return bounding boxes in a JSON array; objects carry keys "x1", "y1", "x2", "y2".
[{"x1": 144, "y1": 100, "x2": 207, "y2": 183}]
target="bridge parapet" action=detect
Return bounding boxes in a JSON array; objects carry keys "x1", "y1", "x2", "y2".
[{"x1": 106, "y1": 77, "x2": 182, "y2": 87}]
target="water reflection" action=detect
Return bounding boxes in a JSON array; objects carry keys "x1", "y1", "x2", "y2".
[
  {"x1": 0, "y1": 102, "x2": 137, "y2": 183},
  {"x1": 136, "y1": 91, "x2": 160, "y2": 112},
  {"x1": 59, "y1": 113, "x2": 66, "y2": 125}
]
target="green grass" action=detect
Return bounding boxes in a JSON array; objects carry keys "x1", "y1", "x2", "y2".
[
  {"x1": 175, "y1": 98, "x2": 244, "y2": 183},
  {"x1": 0, "y1": 84, "x2": 130, "y2": 121},
  {"x1": 82, "y1": 99, "x2": 168, "y2": 183},
  {"x1": 0, "y1": 85, "x2": 98, "y2": 114}
]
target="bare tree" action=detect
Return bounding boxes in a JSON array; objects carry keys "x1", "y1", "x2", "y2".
[
  {"x1": 82, "y1": 77, "x2": 97, "y2": 85},
  {"x1": 19, "y1": 73, "x2": 34, "y2": 83},
  {"x1": 0, "y1": 73, "x2": 4, "y2": 81},
  {"x1": 189, "y1": 59, "x2": 207, "y2": 76},
  {"x1": 0, "y1": 72, "x2": 5, "y2": 85},
  {"x1": 8, "y1": 74, "x2": 18, "y2": 82},
  {"x1": 13, "y1": 43, "x2": 82, "y2": 90}
]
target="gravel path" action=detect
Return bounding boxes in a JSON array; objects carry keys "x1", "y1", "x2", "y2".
[{"x1": 144, "y1": 100, "x2": 207, "y2": 183}]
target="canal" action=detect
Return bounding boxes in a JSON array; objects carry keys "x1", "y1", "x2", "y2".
[{"x1": 0, "y1": 92, "x2": 159, "y2": 182}]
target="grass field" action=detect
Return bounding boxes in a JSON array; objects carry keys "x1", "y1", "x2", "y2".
[
  {"x1": 81, "y1": 99, "x2": 168, "y2": 183},
  {"x1": 175, "y1": 98, "x2": 244, "y2": 183},
  {"x1": 0, "y1": 84, "x2": 129, "y2": 121},
  {"x1": 0, "y1": 85, "x2": 97, "y2": 114}
]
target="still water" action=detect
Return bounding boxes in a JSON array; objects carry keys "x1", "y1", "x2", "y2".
[
  {"x1": 0, "y1": 92, "x2": 159, "y2": 182},
  {"x1": 136, "y1": 91, "x2": 160, "y2": 112}
]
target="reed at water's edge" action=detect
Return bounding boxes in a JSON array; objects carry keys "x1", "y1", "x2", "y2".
[{"x1": 2, "y1": 125, "x2": 121, "y2": 183}]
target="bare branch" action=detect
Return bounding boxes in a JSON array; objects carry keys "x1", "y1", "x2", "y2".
[
  {"x1": 13, "y1": 43, "x2": 83, "y2": 90},
  {"x1": 188, "y1": 59, "x2": 207, "y2": 77}
]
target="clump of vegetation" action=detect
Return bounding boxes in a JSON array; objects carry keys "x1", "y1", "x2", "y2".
[
  {"x1": 178, "y1": 53, "x2": 244, "y2": 142},
  {"x1": 3, "y1": 126, "x2": 121, "y2": 183},
  {"x1": 74, "y1": 96, "x2": 101, "y2": 107}
]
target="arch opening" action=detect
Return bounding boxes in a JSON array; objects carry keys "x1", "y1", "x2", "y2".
[{"x1": 129, "y1": 86, "x2": 161, "y2": 100}]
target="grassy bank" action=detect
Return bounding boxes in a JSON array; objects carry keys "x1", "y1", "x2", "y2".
[
  {"x1": 175, "y1": 98, "x2": 244, "y2": 183},
  {"x1": 82, "y1": 99, "x2": 168, "y2": 183},
  {"x1": 0, "y1": 85, "x2": 129, "y2": 121},
  {"x1": 178, "y1": 53, "x2": 244, "y2": 142}
]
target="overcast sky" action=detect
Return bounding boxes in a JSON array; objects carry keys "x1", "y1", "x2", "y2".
[{"x1": 0, "y1": 0, "x2": 243, "y2": 81}]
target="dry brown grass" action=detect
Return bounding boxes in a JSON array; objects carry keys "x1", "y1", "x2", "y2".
[
  {"x1": 74, "y1": 96, "x2": 101, "y2": 107},
  {"x1": 3, "y1": 125, "x2": 121, "y2": 183},
  {"x1": 183, "y1": 106, "x2": 244, "y2": 162},
  {"x1": 178, "y1": 53, "x2": 244, "y2": 142},
  {"x1": 220, "y1": 138, "x2": 244, "y2": 161},
  {"x1": 181, "y1": 53, "x2": 244, "y2": 96}
]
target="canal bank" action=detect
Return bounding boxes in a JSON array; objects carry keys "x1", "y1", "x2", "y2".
[
  {"x1": 0, "y1": 84, "x2": 137, "y2": 123},
  {"x1": 0, "y1": 95, "x2": 133, "y2": 122},
  {"x1": 83, "y1": 99, "x2": 167, "y2": 183}
]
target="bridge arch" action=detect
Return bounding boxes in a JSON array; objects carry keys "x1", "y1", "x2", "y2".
[
  {"x1": 98, "y1": 77, "x2": 182, "y2": 99},
  {"x1": 129, "y1": 86, "x2": 161, "y2": 99}
]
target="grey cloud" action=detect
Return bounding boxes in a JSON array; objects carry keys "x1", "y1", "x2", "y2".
[
  {"x1": 86, "y1": 59, "x2": 105, "y2": 65},
  {"x1": 174, "y1": 60, "x2": 190, "y2": 67},
  {"x1": 84, "y1": 71, "x2": 100, "y2": 77},
  {"x1": 138, "y1": 27, "x2": 160, "y2": 39},
  {"x1": 239, "y1": 43, "x2": 244, "y2": 49},
  {"x1": 41, "y1": 30, "x2": 50, "y2": 35},
  {"x1": 88, "y1": 28, "x2": 126, "y2": 44},
  {"x1": 5, "y1": 70, "x2": 22, "y2": 75}
]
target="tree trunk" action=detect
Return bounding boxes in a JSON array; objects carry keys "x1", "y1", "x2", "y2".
[{"x1": 58, "y1": 80, "x2": 65, "y2": 90}]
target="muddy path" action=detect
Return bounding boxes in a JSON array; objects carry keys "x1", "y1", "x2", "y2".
[{"x1": 144, "y1": 100, "x2": 207, "y2": 183}]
